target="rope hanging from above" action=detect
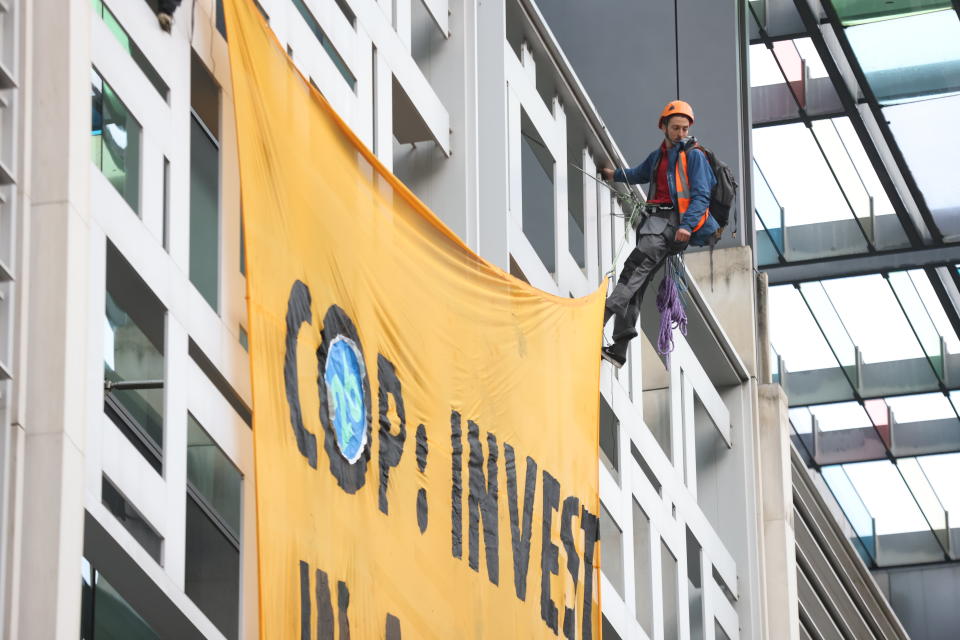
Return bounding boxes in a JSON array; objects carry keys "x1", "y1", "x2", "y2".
[{"x1": 656, "y1": 255, "x2": 688, "y2": 356}]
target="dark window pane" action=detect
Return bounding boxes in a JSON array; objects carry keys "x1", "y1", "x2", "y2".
[
  {"x1": 81, "y1": 559, "x2": 160, "y2": 640},
  {"x1": 104, "y1": 242, "x2": 165, "y2": 455},
  {"x1": 102, "y1": 476, "x2": 164, "y2": 563},
  {"x1": 187, "y1": 414, "x2": 242, "y2": 538},
  {"x1": 191, "y1": 54, "x2": 220, "y2": 140},
  {"x1": 600, "y1": 503, "x2": 623, "y2": 596},
  {"x1": 599, "y1": 395, "x2": 619, "y2": 476},
  {"x1": 190, "y1": 115, "x2": 220, "y2": 311},
  {"x1": 91, "y1": 69, "x2": 141, "y2": 213},
  {"x1": 93, "y1": 0, "x2": 169, "y2": 100},
  {"x1": 185, "y1": 495, "x2": 240, "y2": 640},
  {"x1": 520, "y1": 110, "x2": 556, "y2": 275},
  {"x1": 290, "y1": 0, "x2": 357, "y2": 90}
]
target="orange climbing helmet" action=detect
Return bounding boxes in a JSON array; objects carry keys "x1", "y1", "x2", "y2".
[{"x1": 659, "y1": 100, "x2": 695, "y2": 126}]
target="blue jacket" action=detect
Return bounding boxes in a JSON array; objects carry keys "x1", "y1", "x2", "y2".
[{"x1": 613, "y1": 138, "x2": 719, "y2": 246}]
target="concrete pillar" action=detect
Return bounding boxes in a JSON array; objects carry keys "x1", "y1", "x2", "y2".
[
  {"x1": 684, "y1": 245, "x2": 758, "y2": 378},
  {"x1": 758, "y1": 383, "x2": 800, "y2": 640},
  {"x1": 16, "y1": 0, "x2": 91, "y2": 637},
  {"x1": 475, "y1": 0, "x2": 509, "y2": 270}
]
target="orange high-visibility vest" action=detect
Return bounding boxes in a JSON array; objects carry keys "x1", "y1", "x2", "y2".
[{"x1": 675, "y1": 148, "x2": 710, "y2": 233}]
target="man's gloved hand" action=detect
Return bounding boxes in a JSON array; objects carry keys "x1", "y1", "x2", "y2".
[
  {"x1": 674, "y1": 228, "x2": 691, "y2": 243},
  {"x1": 598, "y1": 167, "x2": 614, "y2": 182}
]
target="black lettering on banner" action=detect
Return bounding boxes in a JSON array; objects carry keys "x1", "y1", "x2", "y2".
[
  {"x1": 299, "y1": 561, "x2": 311, "y2": 640},
  {"x1": 467, "y1": 421, "x2": 499, "y2": 585},
  {"x1": 416, "y1": 424, "x2": 428, "y2": 533},
  {"x1": 560, "y1": 496, "x2": 581, "y2": 640},
  {"x1": 504, "y1": 444, "x2": 537, "y2": 601},
  {"x1": 415, "y1": 424, "x2": 428, "y2": 473},
  {"x1": 377, "y1": 354, "x2": 407, "y2": 515},
  {"x1": 451, "y1": 411, "x2": 463, "y2": 559},
  {"x1": 580, "y1": 506, "x2": 600, "y2": 640},
  {"x1": 541, "y1": 471, "x2": 560, "y2": 634},
  {"x1": 385, "y1": 613, "x2": 402, "y2": 640},
  {"x1": 337, "y1": 581, "x2": 351, "y2": 640},
  {"x1": 316, "y1": 569, "x2": 334, "y2": 640},
  {"x1": 317, "y1": 305, "x2": 372, "y2": 494},
  {"x1": 285, "y1": 281, "x2": 318, "y2": 467}
]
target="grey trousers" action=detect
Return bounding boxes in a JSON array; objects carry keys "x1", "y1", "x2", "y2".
[{"x1": 604, "y1": 211, "x2": 686, "y2": 357}]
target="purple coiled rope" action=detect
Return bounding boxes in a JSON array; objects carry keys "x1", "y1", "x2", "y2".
[{"x1": 656, "y1": 257, "x2": 688, "y2": 356}]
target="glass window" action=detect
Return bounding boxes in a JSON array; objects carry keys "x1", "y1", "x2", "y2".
[
  {"x1": 660, "y1": 541, "x2": 679, "y2": 640},
  {"x1": 191, "y1": 54, "x2": 221, "y2": 140},
  {"x1": 92, "y1": 0, "x2": 169, "y2": 100},
  {"x1": 845, "y1": 10, "x2": 960, "y2": 103},
  {"x1": 290, "y1": 0, "x2": 357, "y2": 90},
  {"x1": 567, "y1": 135, "x2": 586, "y2": 270},
  {"x1": 102, "y1": 475, "x2": 163, "y2": 563},
  {"x1": 687, "y1": 528, "x2": 704, "y2": 640},
  {"x1": 187, "y1": 414, "x2": 242, "y2": 539},
  {"x1": 185, "y1": 494, "x2": 240, "y2": 640},
  {"x1": 599, "y1": 503, "x2": 623, "y2": 596},
  {"x1": 81, "y1": 559, "x2": 160, "y2": 640},
  {"x1": 104, "y1": 242, "x2": 165, "y2": 472},
  {"x1": 885, "y1": 94, "x2": 960, "y2": 233},
  {"x1": 91, "y1": 69, "x2": 141, "y2": 213},
  {"x1": 185, "y1": 414, "x2": 242, "y2": 639},
  {"x1": 190, "y1": 116, "x2": 220, "y2": 311},
  {"x1": 767, "y1": 284, "x2": 842, "y2": 373},
  {"x1": 833, "y1": 0, "x2": 952, "y2": 26},
  {"x1": 601, "y1": 614, "x2": 622, "y2": 640},
  {"x1": 821, "y1": 274, "x2": 924, "y2": 365},
  {"x1": 632, "y1": 499, "x2": 652, "y2": 634},
  {"x1": 520, "y1": 110, "x2": 556, "y2": 275},
  {"x1": 190, "y1": 55, "x2": 221, "y2": 311},
  {"x1": 715, "y1": 618, "x2": 732, "y2": 640},
  {"x1": 599, "y1": 395, "x2": 619, "y2": 478}
]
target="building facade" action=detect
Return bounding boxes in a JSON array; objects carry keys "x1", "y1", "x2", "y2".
[{"x1": 0, "y1": 0, "x2": 917, "y2": 638}]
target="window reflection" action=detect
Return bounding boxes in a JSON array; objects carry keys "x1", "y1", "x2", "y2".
[
  {"x1": 104, "y1": 242, "x2": 165, "y2": 465},
  {"x1": 833, "y1": 0, "x2": 952, "y2": 27},
  {"x1": 185, "y1": 415, "x2": 241, "y2": 640},
  {"x1": 190, "y1": 55, "x2": 221, "y2": 312},
  {"x1": 885, "y1": 94, "x2": 960, "y2": 234},
  {"x1": 846, "y1": 10, "x2": 960, "y2": 104},
  {"x1": 81, "y1": 559, "x2": 160, "y2": 640},
  {"x1": 91, "y1": 69, "x2": 141, "y2": 213},
  {"x1": 187, "y1": 414, "x2": 242, "y2": 539}
]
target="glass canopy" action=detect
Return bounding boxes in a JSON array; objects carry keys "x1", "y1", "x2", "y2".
[{"x1": 846, "y1": 10, "x2": 960, "y2": 103}]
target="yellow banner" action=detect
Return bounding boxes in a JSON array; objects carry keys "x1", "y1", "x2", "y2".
[{"x1": 224, "y1": 1, "x2": 604, "y2": 637}]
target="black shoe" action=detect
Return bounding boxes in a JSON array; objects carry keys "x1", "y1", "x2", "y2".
[{"x1": 601, "y1": 346, "x2": 626, "y2": 369}]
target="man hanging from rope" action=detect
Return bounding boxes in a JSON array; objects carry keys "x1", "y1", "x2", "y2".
[{"x1": 598, "y1": 100, "x2": 718, "y2": 368}]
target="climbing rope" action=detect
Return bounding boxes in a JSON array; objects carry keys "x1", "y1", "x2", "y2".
[
  {"x1": 569, "y1": 164, "x2": 645, "y2": 279},
  {"x1": 656, "y1": 255, "x2": 688, "y2": 356}
]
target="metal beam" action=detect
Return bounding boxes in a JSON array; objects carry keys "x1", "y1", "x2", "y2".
[
  {"x1": 800, "y1": 418, "x2": 960, "y2": 465},
  {"x1": 791, "y1": 0, "x2": 918, "y2": 244},
  {"x1": 816, "y1": 0, "x2": 943, "y2": 244},
  {"x1": 764, "y1": 245, "x2": 960, "y2": 285},
  {"x1": 784, "y1": 353, "x2": 960, "y2": 406}
]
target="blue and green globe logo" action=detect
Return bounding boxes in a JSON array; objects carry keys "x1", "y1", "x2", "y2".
[{"x1": 324, "y1": 335, "x2": 368, "y2": 464}]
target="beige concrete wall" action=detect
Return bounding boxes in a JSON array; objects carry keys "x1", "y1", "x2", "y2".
[
  {"x1": 757, "y1": 383, "x2": 800, "y2": 640},
  {"x1": 685, "y1": 245, "x2": 759, "y2": 379},
  {"x1": 15, "y1": 0, "x2": 91, "y2": 637}
]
